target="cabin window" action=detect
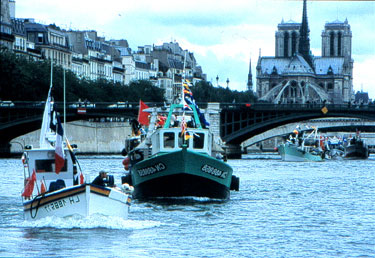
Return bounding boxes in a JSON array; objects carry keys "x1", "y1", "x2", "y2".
[
  {"x1": 193, "y1": 133, "x2": 205, "y2": 149},
  {"x1": 163, "y1": 132, "x2": 175, "y2": 148},
  {"x1": 35, "y1": 159, "x2": 67, "y2": 173}
]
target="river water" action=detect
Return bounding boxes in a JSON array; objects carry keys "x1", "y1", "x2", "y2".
[{"x1": 0, "y1": 154, "x2": 374, "y2": 258}]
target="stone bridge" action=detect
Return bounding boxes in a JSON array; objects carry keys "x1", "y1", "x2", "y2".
[{"x1": 1, "y1": 101, "x2": 375, "y2": 158}]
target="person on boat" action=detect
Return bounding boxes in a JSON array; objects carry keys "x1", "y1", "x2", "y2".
[
  {"x1": 170, "y1": 114, "x2": 178, "y2": 127},
  {"x1": 92, "y1": 171, "x2": 108, "y2": 187},
  {"x1": 73, "y1": 165, "x2": 79, "y2": 185}
]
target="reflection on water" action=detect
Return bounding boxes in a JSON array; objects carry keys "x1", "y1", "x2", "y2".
[{"x1": 1, "y1": 154, "x2": 374, "y2": 258}]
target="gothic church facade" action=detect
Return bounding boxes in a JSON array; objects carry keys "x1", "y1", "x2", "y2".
[{"x1": 256, "y1": 0, "x2": 353, "y2": 104}]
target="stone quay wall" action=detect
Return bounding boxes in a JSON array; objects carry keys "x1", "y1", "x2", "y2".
[{"x1": 10, "y1": 121, "x2": 132, "y2": 155}]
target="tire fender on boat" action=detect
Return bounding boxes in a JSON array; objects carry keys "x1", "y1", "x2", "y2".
[
  {"x1": 122, "y1": 156, "x2": 130, "y2": 170},
  {"x1": 230, "y1": 175, "x2": 240, "y2": 191}
]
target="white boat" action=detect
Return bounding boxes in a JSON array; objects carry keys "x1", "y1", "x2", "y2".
[
  {"x1": 22, "y1": 148, "x2": 133, "y2": 220},
  {"x1": 21, "y1": 70, "x2": 133, "y2": 220}
]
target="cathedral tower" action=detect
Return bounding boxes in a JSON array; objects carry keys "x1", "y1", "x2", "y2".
[
  {"x1": 275, "y1": 19, "x2": 300, "y2": 58},
  {"x1": 321, "y1": 18, "x2": 352, "y2": 60}
]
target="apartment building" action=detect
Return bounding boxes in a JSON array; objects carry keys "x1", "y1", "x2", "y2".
[{"x1": 2, "y1": 0, "x2": 206, "y2": 103}]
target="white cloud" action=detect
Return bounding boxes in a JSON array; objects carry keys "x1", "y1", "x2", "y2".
[
  {"x1": 15, "y1": 0, "x2": 375, "y2": 96},
  {"x1": 353, "y1": 55, "x2": 375, "y2": 99}
]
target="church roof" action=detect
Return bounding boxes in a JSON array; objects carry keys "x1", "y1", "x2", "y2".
[
  {"x1": 314, "y1": 57, "x2": 344, "y2": 75},
  {"x1": 258, "y1": 54, "x2": 314, "y2": 75},
  {"x1": 325, "y1": 18, "x2": 348, "y2": 25},
  {"x1": 285, "y1": 54, "x2": 314, "y2": 74},
  {"x1": 258, "y1": 55, "x2": 346, "y2": 76}
]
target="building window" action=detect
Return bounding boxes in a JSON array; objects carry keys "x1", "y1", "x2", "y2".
[
  {"x1": 337, "y1": 32, "x2": 342, "y2": 56},
  {"x1": 330, "y1": 31, "x2": 335, "y2": 56},
  {"x1": 291, "y1": 31, "x2": 297, "y2": 55},
  {"x1": 38, "y1": 33, "x2": 43, "y2": 43},
  {"x1": 284, "y1": 32, "x2": 289, "y2": 57}
]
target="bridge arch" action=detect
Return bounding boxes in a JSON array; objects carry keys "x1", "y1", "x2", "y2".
[
  {"x1": 220, "y1": 103, "x2": 375, "y2": 145},
  {"x1": 243, "y1": 118, "x2": 375, "y2": 148}
]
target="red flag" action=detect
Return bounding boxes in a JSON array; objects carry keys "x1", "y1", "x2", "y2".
[
  {"x1": 55, "y1": 117, "x2": 65, "y2": 174},
  {"x1": 22, "y1": 170, "x2": 36, "y2": 198},
  {"x1": 80, "y1": 172, "x2": 84, "y2": 184},
  {"x1": 40, "y1": 180, "x2": 46, "y2": 194},
  {"x1": 137, "y1": 100, "x2": 150, "y2": 126}
]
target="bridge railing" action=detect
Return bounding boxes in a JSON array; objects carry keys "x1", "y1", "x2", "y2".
[
  {"x1": 219, "y1": 102, "x2": 375, "y2": 112},
  {"x1": 2, "y1": 101, "x2": 375, "y2": 112}
]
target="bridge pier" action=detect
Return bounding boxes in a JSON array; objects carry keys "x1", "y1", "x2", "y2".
[
  {"x1": 0, "y1": 140, "x2": 11, "y2": 158},
  {"x1": 224, "y1": 144, "x2": 242, "y2": 159}
]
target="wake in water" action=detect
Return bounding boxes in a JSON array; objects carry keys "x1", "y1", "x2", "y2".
[
  {"x1": 138, "y1": 196, "x2": 227, "y2": 206},
  {"x1": 15, "y1": 214, "x2": 161, "y2": 230}
]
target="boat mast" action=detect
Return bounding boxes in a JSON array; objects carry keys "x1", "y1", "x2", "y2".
[
  {"x1": 181, "y1": 52, "x2": 187, "y2": 139},
  {"x1": 182, "y1": 51, "x2": 187, "y2": 105}
]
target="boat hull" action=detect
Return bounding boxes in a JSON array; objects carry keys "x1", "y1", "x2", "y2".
[
  {"x1": 23, "y1": 184, "x2": 130, "y2": 220},
  {"x1": 278, "y1": 144, "x2": 323, "y2": 162},
  {"x1": 344, "y1": 143, "x2": 369, "y2": 159},
  {"x1": 131, "y1": 148, "x2": 233, "y2": 200}
]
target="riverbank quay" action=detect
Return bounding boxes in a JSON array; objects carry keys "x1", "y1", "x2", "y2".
[{"x1": 10, "y1": 120, "x2": 132, "y2": 156}]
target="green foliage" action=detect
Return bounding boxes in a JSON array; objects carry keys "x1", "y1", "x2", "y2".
[
  {"x1": 0, "y1": 50, "x2": 165, "y2": 102},
  {"x1": 0, "y1": 50, "x2": 256, "y2": 104},
  {"x1": 192, "y1": 81, "x2": 257, "y2": 103}
]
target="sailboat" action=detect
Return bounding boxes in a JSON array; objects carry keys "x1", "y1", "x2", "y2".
[
  {"x1": 122, "y1": 80, "x2": 238, "y2": 200},
  {"x1": 21, "y1": 66, "x2": 133, "y2": 220}
]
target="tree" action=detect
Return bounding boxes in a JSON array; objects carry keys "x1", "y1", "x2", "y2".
[
  {"x1": 192, "y1": 80, "x2": 257, "y2": 103},
  {"x1": 0, "y1": 51, "x2": 165, "y2": 102}
]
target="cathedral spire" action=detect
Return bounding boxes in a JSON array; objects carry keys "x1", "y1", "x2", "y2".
[
  {"x1": 247, "y1": 58, "x2": 253, "y2": 91},
  {"x1": 298, "y1": 0, "x2": 313, "y2": 69}
]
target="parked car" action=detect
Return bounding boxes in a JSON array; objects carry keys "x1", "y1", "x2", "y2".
[
  {"x1": 0, "y1": 101, "x2": 15, "y2": 107},
  {"x1": 108, "y1": 102, "x2": 132, "y2": 108}
]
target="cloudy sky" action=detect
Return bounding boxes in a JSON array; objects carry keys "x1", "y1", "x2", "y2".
[{"x1": 15, "y1": 0, "x2": 375, "y2": 98}]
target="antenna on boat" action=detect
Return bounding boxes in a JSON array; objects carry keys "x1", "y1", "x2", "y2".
[
  {"x1": 50, "y1": 61, "x2": 53, "y2": 90},
  {"x1": 63, "y1": 68, "x2": 66, "y2": 139}
]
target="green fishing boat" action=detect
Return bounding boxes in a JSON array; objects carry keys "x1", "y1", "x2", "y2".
[{"x1": 122, "y1": 102, "x2": 238, "y2": 200}]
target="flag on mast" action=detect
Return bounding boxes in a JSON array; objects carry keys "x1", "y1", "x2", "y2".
[
  {"x1": 55, "y1": 116, "x2": 65, "y2": 174},
  {"x1": 138, "y1": 100, "x2": 150, "y2": 126},
  {"x1": 22, "y1": 169, "x2": 36, "y2": 198},
  {"x1": 39, "y1": 88, "x2": 53, "y2": 148}
]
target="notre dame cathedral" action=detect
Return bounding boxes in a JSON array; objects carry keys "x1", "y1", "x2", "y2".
[{"x1": 255, "y1": 0, "x2": 353, "y2": 104}]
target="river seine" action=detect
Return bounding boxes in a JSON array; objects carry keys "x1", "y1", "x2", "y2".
[{"x1": 0, "y1": 153, "x2": 374, "y2": 258}]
